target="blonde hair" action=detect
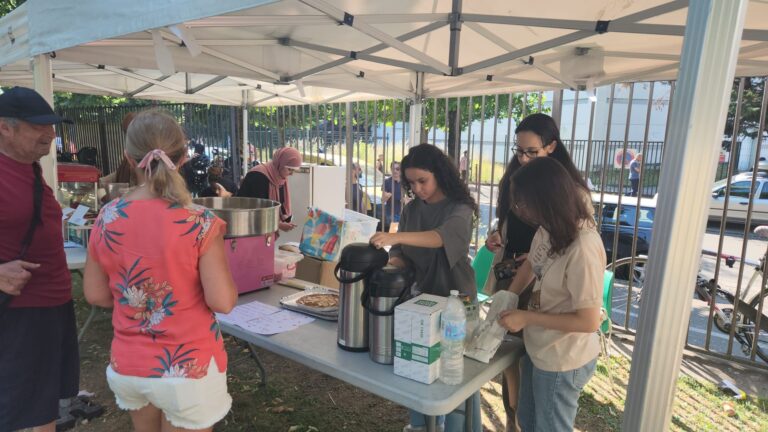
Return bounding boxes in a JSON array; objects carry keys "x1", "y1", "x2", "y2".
[{"x1": 125, "y1": 110, "x2": 191, "y2": 206}]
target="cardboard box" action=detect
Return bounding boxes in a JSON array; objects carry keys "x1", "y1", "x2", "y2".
[
  {"x1": 294, "y1": 255, "x2": 338, "y2": 288},
  {"x1": 394, "y1": 294, "x2": 446, "y2": 384}
]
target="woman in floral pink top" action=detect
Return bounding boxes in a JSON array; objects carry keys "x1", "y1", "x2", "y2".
[{"x1": 84, "y1": 110, "x2": 237, "y2": 431}]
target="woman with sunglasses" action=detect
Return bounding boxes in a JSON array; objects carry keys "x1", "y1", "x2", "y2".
[
  {"x1": 484, "y1": 113, "x2": 590, "y2": 431},
  {"x1": 499, "y1": 157, "x2": 604, "y2": 431},
  {"x1": 237, "y1": 147, "x2": 302, "y2": 232}
]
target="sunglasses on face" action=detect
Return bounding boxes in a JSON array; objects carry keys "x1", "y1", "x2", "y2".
[{"x1": 513, "y1": 146, "x2": 545, "y2": 159}]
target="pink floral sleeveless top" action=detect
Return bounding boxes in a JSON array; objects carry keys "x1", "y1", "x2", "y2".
[{"x1": 89, "y1": 198, "x2": 227, "y2": 378}]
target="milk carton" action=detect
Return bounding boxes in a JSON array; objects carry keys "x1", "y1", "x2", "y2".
[{"x1": 394, "y1": 294, "x2": 446, "y2": 384}]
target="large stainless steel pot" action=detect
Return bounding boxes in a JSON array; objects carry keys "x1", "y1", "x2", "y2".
[{"x1": 192, "y1": 197, "x2": 280, "y2": 237}]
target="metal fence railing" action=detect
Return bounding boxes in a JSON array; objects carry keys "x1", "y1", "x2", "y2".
[{"x1": 55, "y1": 77, "x2": 768, "y2": 370}]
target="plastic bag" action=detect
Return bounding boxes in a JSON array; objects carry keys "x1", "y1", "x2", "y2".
[
  {"x1": 299, "y1": 207, "x2": 344, "y2": 261},
  {"x1": 464, "y1": 290, "x2": 519, "y2": 363}
]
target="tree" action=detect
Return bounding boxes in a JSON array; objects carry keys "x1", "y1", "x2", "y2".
[
  {"x1": 724, "y1": 77, "x2": 765, "y2": 140},
  {"x1": 0, "y1": 0, "x2": 24, "y2": 16}
]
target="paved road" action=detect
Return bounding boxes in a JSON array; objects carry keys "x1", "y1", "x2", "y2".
[
  {"x1": 366, "y1": 176, "x2": 768, "y2": 366},
  {"x1": 611, "y1": 222, "x2": 768, "y2": 366}
]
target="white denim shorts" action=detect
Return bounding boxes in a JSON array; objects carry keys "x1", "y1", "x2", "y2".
[{"x1": 106, "y1": 357, "x2": 232, "y2": 429}]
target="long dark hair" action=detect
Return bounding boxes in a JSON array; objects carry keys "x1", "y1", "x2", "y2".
[
  {"x1": 401, "y1": 144, "x2": 478, "y2": 214},
  {"x1": 511, "y1": 158, "x2": 594, "y2": 255},
  {"x1": 497, "y1": 113, "x2": 588, "y2": 228}
]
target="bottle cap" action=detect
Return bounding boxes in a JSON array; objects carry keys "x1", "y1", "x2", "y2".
[{"x1": 450, "y1": 290, "x2": 459, "y2": 296}]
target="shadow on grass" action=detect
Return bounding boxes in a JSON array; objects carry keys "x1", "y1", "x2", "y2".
[{"x1": 575, "y1": 391, "x2": 623, "y2": 432}]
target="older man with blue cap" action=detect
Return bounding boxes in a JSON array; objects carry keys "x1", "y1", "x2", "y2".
[{"x1": 0, "y1": 86, "x2": 81, "y2": 432}]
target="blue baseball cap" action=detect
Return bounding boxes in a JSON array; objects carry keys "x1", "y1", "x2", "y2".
[{"x1": 0, "y1": 86, "x2": 72, "y2": 124}]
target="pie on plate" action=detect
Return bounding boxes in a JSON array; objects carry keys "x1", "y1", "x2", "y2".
[{"x1": 296, "y1": 293, "x2": 339, "y2": 309}]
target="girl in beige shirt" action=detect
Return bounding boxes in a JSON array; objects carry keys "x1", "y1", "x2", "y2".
[{"x1": 499, "y1": 157, "x2": 606, "y2": 432}]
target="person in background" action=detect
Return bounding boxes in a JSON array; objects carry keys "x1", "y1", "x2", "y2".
[
  {"x1": 629, "y1": 152, "x2": 643, "y2": 196},
  {"x1": 459, "y1": 150, "x2": 468, "y2": 183},
  {"x1": 99, "y1": 112, "x2": 139, "y2": 201},
  {"x1": 182, "y1": 141, "x2": 210, "y2": 196},
  {"x1": 370, "y1": 144, "x2": 478, "y2": 432},
  {"x1": 485, "y1": 112, "x2": 589, "y2": 432},
  {"x1": 199, "y1": 165, "x2": 238, "y2": 198},
  {"x1": 350, "y1": 162, "x2": 372, "y2": 214},
  {"x1": 499, "y1": 157, "x2": 604, "y2": 432},
  {"x1": 237, "y1": 146, "x2": 303, "y2": 232},
  {"x1": 381, "y1": 161, "x2": 405, "y2": 232},
  {"x1": 84, "y1": 110, "x2": 237, "y2": 432},
  {"x1": 375, "y1": 153, "x2": 385, "y2": 175},
  {"x1": 0, "y1": 86, "x2": 78, "y2": 432}
]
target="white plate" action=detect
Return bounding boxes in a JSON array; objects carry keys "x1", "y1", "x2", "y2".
[{"x1": 280, "y1": 287, "x2": 339, "y2": 321}]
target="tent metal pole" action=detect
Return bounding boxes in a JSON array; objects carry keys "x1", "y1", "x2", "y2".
[
  {"x1": 448, "y1": 0, "x2": 462, "y2": 76},
  {"x1": 54, "y1": 75, "x2": 123, "y2": 95},
  {"x1": 125, "y1": 75, "x2": 171, "y2": 97},
  {"x1": 551, "y1": 89, "x2": 563, "y2": 128},
  {"x1": 345, "y1": 101, "x2": 353, "y2": 209},
  {"x1": 408, "y1": 72, "x2": 424, "y2": 147},
  {"x1": 287, "y1": 21, "x2": 446, "y2": 82},
  {"x1": 285, "y1": 39, "x2": 444, "y2": 75},
  {"x1": 463, "y1": 21, "x2": 578, "y2": 89},
  {"x1": 241, "y1": 89, "x2": 250, "y2": 179},
  {"x1": 299, "y1": 0, "x2": 450, "y2": 74},
  {"x1": 32, "y1": 54, "x2": 57, "y2": 189},
  {"x1": 462, "y1": 1, "x2": 689, "y2": 75},
  {"x1": 623, "y1": 1, "x2": 748, "y2": 430}
]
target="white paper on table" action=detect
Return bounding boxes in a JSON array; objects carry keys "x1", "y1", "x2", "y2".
[
  {"x1": 68, "y1": 205, "x2": 90, "y2": 226},
  {"x1": 63, "y1": 241, "x2": 82, "y2": 249},
  {"x1": 61, "y1": 207, "x2": 75, "y2": 220},
  {"x1": 216, "y1": 301, "x2": 281, "y2": 325},
  {"x1": 216, "y1": 300, "x2": 313, "y2": 335},
  {"x1": 241, "y1": 310, "x2": 315, "y2": 335}
]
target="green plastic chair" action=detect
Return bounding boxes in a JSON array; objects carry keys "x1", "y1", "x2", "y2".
[
  {"x1": 602, "y1": 270, "x2": 614, "y2": 334},
  {"x1": 472, "y1": 245, "x2": 495, "y2": 302}
]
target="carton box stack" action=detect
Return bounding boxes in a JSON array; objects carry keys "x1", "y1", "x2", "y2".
[{"x1": 394, "y1": 294, "x2": 447, "y2": 384}]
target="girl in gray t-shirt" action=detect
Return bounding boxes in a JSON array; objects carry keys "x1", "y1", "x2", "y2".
[
  {"x1": 370, "y1": 143, "x2": 480, "y2": 431},
  {"x1": 370, "y1": 143, "x2": 478, "y2": 300}
]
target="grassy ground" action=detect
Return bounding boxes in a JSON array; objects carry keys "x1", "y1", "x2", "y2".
[{"x1": 69, "y1": 276, "x2": 768, "y2": 431}]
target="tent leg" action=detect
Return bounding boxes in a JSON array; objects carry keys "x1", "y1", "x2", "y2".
[{"x1": 623, "y1": 1, "x2": 749, "y2": 430}]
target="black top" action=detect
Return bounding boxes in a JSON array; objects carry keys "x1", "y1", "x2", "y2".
[
  {"x1": 504, "y1": 211, "x2": 537, "y2": 258},
  {"x1": 198, "y1": 176, "x2": 238, "y2": 198},
  {"x1": 237, "y1": 171, "x2": 290, "y2": 221}
]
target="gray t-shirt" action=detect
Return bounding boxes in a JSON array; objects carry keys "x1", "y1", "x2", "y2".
[{"x1": 390, "y1": 198, "x2": 476, "y2": 300}]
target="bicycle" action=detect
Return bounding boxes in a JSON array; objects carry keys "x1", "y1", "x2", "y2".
[{"x1": 608, "y1": 226, "x2": 768, "y2": 364}]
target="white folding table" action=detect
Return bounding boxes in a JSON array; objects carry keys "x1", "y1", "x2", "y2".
[
  {"x1": 220, "y1": 283, "x2": 523, "y2": 432},
  {"x1": 65, "y1": 246, "x2": 96, "y2": 341}
]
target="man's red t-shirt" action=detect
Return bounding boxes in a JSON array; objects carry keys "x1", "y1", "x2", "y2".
[{"x1": 0, "y1": 153, "x2": 71, "y2": 307}]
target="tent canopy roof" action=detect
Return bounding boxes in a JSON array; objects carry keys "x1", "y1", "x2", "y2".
[{"x1": 1, "y1": 0, "x2": 768, "y2": 105}]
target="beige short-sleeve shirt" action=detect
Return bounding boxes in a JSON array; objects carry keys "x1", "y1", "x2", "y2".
[{"x1": 523, "y1": 224, "x2": 606, "y2": 372}]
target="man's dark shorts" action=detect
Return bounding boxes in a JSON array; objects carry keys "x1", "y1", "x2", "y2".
[{"x1": 0, "y1": 301, "x2": 80, "y2": 432}]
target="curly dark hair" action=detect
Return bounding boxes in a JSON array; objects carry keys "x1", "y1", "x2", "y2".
[
  {"x1": 401, "y1": 144, "x2": 478, "y2": 215},
  {"x1": 511, "y1": 158, "x2": 594, "y2": 255},
  {"x1": 497, "y1": 113, "x2": 588, "y2": 229}
]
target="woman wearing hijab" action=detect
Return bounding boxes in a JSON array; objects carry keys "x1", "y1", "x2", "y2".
[{"x1": 237, "y1": 147, "x2": 302, "y2": 232}]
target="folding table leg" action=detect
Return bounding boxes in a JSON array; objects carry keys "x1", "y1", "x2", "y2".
[
  {"x1": 78, "y1": 306, "x2": 98, "y2": 342},
  {"x1": 247, "y1": 343, "x2": 268, "y2": 386},
  {"x1": 464, "y1": 397, "x2": 473, "y2": 432},
  {"x1": 425, "y1": 416, "x2": 437, "y2": 432}
]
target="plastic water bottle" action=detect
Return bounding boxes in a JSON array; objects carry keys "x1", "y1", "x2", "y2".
[{"x1": 440, "y1": 290, "x2": 466, "y2": 385}]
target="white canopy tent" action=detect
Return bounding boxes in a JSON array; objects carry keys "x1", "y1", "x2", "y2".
[
  {"x1": 0, "y1": 1, "x2": 763, "y2": 430},
  {"x1": 1, "y1": 0, "x2": 767, "y2": 102},
  {"x1": 0, "y1": 59, "x2": 387, "y2": 106}
]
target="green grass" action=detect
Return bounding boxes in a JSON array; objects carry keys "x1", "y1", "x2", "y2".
[
  {"x1": 70, "y1": 276, "x2": 767, "y2": 431},
  {"x1": 577, "y1": 355, "x2": 768, "y2": 432}
]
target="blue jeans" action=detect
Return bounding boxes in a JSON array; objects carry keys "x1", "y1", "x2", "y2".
[
  {"x1": 517, "y1": 354, "x2": 597, "y2": 432},
  {"x1": 408, "y1": 391, "x2": 481, "y2": 431}
]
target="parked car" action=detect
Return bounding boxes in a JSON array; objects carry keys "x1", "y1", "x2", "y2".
[
  {"x1": 709, "y1": 170, "x2": 768, "y2": 225},
  {"x1": 592, "y1": 193, "x2": 656, "y2": 262}
]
